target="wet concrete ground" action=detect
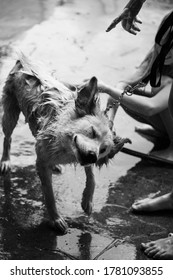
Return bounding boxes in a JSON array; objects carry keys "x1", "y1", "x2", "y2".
[{"x1": 0, "y1": 0, "x2": 173, "y2": 260}]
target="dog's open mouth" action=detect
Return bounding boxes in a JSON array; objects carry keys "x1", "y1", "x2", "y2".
[
  {"x1": 110, "y1": 134, "x2": 132, "y2": 158},
  {"x1": 77, "y1": 149, "x2": 97, "y2": 166},
  {"x1": 74, "y1": 136, "x2": 98, "y2": 166},
  {"x1": 96, "y1": 134, "x2": 131, "y2": 167},
  {"x1": 74, "y1": 133, "x2": 131, "y2": 167}
]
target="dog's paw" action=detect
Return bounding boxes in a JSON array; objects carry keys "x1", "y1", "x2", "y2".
[
  {"x1": 0, "y1": 160, "x2": 11, "y2": 175},
  {"x1": 81, "y1": 198, "x2": 93, "y2": 215},
  {"x1": 52, "y1": 217, "x2": 68, "y2": 234}
]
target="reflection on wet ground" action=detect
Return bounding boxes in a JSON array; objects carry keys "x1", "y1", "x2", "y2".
[
  {"x1": 1, "y1": 0, "x2": 173, "y2": 260},
  {"x1": 1, "y1": 155, "x2": 173, "y2": 259}
]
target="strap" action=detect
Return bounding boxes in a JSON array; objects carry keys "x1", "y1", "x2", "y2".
[
  {"x1": 150, "y1": 33, "x2": 173, "y2": 87},
  {"x1": 142, "y1": 11, "x2": 173, "y2": 87},
  {"x1": 155, "y1": 11, "x2": 173, "y2": 46}
]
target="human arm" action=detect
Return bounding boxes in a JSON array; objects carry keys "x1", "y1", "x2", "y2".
[
  {"x1": 97, "y1": 43, "x2": 172, "y2": 126},
  {"x1": 98, "y1": 77, "x2": 171, "y2": 117},
  {"x1": 110, "y1": 45, "x2": 161, "y2": 98},
  {"x1": 106, "y1": 0, "x2": 146, "y2": 35}
]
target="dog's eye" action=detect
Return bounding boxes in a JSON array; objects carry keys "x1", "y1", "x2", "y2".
[
  {"x1": 100, "y1": 147, "x2": 107, "y2": 154},
  {"x1": 91, "y1": 127, "x2": 97, "y2": 138}
]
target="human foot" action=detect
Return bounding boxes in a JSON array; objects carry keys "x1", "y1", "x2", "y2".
[
  {"x1": 132, "y1": 192, "x2": 173, "y2": 212},
  {"x1": 135, "y1": 125, "x2": 167, "y2": 139},
  {"x1": 141, "y1": 234, "x2": 173, "y2": 259},
  {"x1": 135, "y1": 125, "x2": 169, "y2": 149}
]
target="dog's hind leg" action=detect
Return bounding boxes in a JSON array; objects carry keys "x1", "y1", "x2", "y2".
[
  {"x1": 36, "y1": 159, "x2": 68, "y2": 233},
  {"x1": 0, "y1": 90, "x2": 20, "y2": 174},
  {"x1": 81, "y1": 166, "x2": 95, "y2": 215}
]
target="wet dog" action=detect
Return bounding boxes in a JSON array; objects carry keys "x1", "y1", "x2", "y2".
[{"x1": 0, "y1": 54, "x2": 130, "y2": 233}]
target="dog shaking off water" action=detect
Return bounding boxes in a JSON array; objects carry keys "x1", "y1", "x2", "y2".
[{"x1": 0, "y1": 54, "x2": 130, "y2": 234}]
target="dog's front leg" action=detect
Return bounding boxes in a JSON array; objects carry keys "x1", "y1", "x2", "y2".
[
  {"x1": 0, "y1": 136, "x2": 12, "y2": 173},
  {"x1": 36, "y1": 159, "x2": 68, "y2": 234},
  {"x1": 81, "y1": 166, "x2": 95, "y2": 215}
]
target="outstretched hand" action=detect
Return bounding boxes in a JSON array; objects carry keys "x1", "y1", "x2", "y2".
[{"x1": 106, "y1": 0, "x2": 146, "y2": 35}]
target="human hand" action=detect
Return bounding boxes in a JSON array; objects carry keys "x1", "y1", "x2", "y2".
[
  {"x1": 121, "y1": 13, "x2": 142, "y2": 35},
  {"x1": 78, "y1": 78, "x2": 106, "y2": 93},
  {"x1": 116, "y1": 81, "x2": 132, "y2": 92},
  {"x1": 106, "y1": 0, "x2": 145, "y2": 35}
]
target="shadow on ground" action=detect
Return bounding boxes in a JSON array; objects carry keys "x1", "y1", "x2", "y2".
[{"x1": 1, "y1": 158, "x2": 173, "y2": 260}]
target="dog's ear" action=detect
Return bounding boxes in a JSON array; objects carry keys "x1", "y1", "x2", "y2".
[{"x1": 75, "y1": 77, "x2": 99, "y2": 116}]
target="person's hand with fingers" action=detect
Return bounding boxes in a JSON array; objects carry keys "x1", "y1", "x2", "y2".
[
  {"x1": 121, "y1": 14, "x2": 142, "y2": 35},
  {"x1": 106, "y1": 0, "x2": 146, "y2": 35},
  {"x1": 77, "y1": 78, "x2": 107, "y2": 93},
  {"x1": 75, "y1": 79, "x2": 89, "y2": 92}
]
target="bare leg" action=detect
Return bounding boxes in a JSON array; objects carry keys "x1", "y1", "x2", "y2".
[
  {"x1": 81, "y1": 166, "x2": 95, "y2": 215},
  {"x1": 151, "y1": 108, "x2": 173, "y2": 160},
  {"x1": 132, "y1": 191, "x2": 173, "y2": 212},
  {"x1": 138, "y1": 83, "x2": 173, "y2": 259},
  {"x1": 141, "y1": 234, "x2": 173, "y2": 259},
  {"x1": 104, "y1": 78, "x2": 171, "y2": 138},
  {"x1": 36, "y1": 159, "x2": 68, "y2": 233},
  {"x1": 123, "y1": 106, "x2": 167, "y2": 134},
  {"x1": 132, "y1": 83, "x2": 173, "y2": 212}
]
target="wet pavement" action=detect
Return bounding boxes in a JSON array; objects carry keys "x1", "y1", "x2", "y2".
[{"x1": 0, "y1": 0, "x2": 173, "y2": 260}]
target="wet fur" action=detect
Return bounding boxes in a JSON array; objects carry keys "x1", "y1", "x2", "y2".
[{"x1": 0, "y1": 54, "x2": 129, "y2": 233}]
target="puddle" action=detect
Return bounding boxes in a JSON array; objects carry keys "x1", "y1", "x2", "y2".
[
  {"x1": 51, "y1": 228, "x2": 137, "y2": 260},
  {"x1": 97, "y1": 243, "x2": 136, "y2": 260}
]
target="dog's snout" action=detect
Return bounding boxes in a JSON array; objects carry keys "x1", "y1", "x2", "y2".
[{"x1": 87, "y1": 151, "x2": 97, "y2": 164}]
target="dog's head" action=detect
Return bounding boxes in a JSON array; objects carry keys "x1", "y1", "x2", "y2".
[
  {"x1": 71, "y1": 77, "x2": 130, "y2": 166},
  {"x1": 37, "y1": 77, "x2": 130, "y2": 166}
]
